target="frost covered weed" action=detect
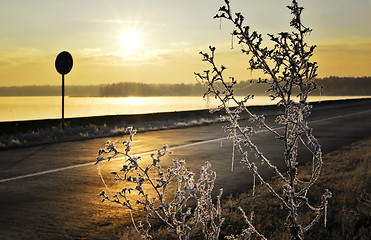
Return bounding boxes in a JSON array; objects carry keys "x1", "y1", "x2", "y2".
[
  {"x1": 97, "y1": 0, "x2": 331, "y2": 239},
  {"x1": 194, "y1": 0, "x2": 331, "y2": 239},
  {"x1": 96, "y1": 127, "x2": 224, "y2": 240}
]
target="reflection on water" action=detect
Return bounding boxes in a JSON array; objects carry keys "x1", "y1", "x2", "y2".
[{"x1": 0, "y1": 96, "x2": 368, "y2": 122}]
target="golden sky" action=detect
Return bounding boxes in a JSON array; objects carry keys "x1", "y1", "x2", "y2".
[{"x1": 0, "y1": 0, "x2": 370, "y2": 86}]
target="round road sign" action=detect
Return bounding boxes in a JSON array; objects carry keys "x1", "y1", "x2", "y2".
[{"x1": 55, "y1": 51, "x2": 73, "y2": 75}]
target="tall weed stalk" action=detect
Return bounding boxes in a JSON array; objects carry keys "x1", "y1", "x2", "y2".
[
  {"x1": 96, "y1": 1, "x2": 331, "y2": 239},
  {"x1": 195, "y1": 0, "x2": 331, "y2": 239}
]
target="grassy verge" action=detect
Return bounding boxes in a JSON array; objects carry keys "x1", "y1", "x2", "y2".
[
  {"x1": 119, "y1": 137, "x2": 371, "y2": 239},
  {"x1": 220, "y1": 137, "x2": 370, "y2": 239}
]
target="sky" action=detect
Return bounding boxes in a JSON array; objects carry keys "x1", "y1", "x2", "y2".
[{"x1": 0, "y1": 0, "x2": 370, "y2": 87}]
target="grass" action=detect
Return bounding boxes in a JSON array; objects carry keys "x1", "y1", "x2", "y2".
[{"x1": 120, "y1": 137, "x2": 371, "y2": 239}]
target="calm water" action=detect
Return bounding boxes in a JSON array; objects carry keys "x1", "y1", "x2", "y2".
[{"x1": 0, "y1": 96, "x2": 368, "y2": 122}]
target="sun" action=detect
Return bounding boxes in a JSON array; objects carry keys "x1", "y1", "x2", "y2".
[{"x1": 121, "y1": 30, "x2": 141, "y2": 51}]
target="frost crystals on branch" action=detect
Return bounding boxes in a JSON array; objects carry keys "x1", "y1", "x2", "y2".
[{"x1": 195, "y1": 0, "x2": 331, "y2": 239}]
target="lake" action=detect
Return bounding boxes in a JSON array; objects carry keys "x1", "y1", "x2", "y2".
[{"x1": 0, "y1": 96, "x2": 368, "y2": 122}]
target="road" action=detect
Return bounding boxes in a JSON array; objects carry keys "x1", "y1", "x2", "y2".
[{"x1": 0, "y1": 100, "x2": 370, "y2": 239}]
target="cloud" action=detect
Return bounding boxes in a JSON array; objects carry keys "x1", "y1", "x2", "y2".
[
  {"x1": 84, "y1": 19, "x2": 167, "y2": 28},
  {"x1": 89, "y1": 19, "x2": 141, "y2": 25},
  {"x1": 75, "y1": 46, "x2": 201, "y2": 67},
  {"x1": 317, "y1": 41, "x2": 371, "y2": 57},
  {"x1": 0, "y1": 48, "x2": 48, "y2": 66},
  {"x1": 0, "y1": 46, "x2": 200, "y2": 71}
]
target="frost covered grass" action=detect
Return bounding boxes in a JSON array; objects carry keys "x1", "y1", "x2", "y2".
[
  {"x1": 221, "y1": 137, "x2": 370, "y2": 240},
  {"x1": 219, "y1": 137, "x2": 370, "y2": 240},
  {"x1": 116, "y1": 137, "x2": 370, "y2": 240},
  {"x1": 0, "y1": 116, "x2": 221, "y2": 149}
]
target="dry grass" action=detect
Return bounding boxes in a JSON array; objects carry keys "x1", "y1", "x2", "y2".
[
  {"x1": 120, "y1": 137, "x2": 371, "y2": 239},
  {"x1": 221, "y1": 137, "x2": 370, "y2": 239}
]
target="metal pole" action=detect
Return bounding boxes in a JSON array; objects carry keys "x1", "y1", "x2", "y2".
[{"x1": 61, "y1": 74, "x2": 65, "y2": 129}]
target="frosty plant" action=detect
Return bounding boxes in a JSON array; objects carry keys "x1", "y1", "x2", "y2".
[
  {"x1": 97, "y1": 0, "x2": 331, "y2": 239},
  {"x1": 96, "y1": 127, "x2": 224, "y2": 240},
  {"x1": 195, "y1": 0, "x2": 331, "y2": 239}
]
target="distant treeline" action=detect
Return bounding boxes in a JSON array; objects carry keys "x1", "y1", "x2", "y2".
[
  {"x1": 0, "y1": 76, "x2": 370, "y2": 97},
  {"x1": 99, "y1": 82, "x2": 206, "y2": 97},
  {"x1": 0, "y1": 85, "x2": 101, "y2": 97},
  {"x1": 313, "y1": 76, "x2": 371, "y2": 96},
  {"x1": 99, "y1": 77, "x2": 371, "y2": 97}
]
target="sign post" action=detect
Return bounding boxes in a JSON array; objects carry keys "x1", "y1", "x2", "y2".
[{"x1": 55, "y1": 51, "x2": 73, "y2": 129}]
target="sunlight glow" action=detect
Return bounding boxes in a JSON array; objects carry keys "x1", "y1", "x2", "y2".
[
  {"x1": 121, "y1": 30, "x2": 141, "y2": 51},
  {"x1": 126, "y1": 97, "x2": 143, "y2": 105}
]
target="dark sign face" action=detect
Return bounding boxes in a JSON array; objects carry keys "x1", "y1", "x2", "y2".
[{"x1": 55, "y1": 51, "x2": 73, "y2": 75}]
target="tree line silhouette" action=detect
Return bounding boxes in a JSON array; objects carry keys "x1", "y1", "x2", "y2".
[{"x1": 99, "y1": 82, "x2": 205, "y2": 96}]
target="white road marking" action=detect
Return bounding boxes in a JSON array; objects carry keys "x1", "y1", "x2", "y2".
[
  {"x1": 1, "y1": 109, "x2": 370, "y2": 183},
  {"x1": 0, "y1": 162, "x2": 94, "y2": 183}
]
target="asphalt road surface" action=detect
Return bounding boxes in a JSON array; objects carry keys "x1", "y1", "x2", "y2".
[{"x1": 0, "y1": 100, "x2": 370, "y2": 239}]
